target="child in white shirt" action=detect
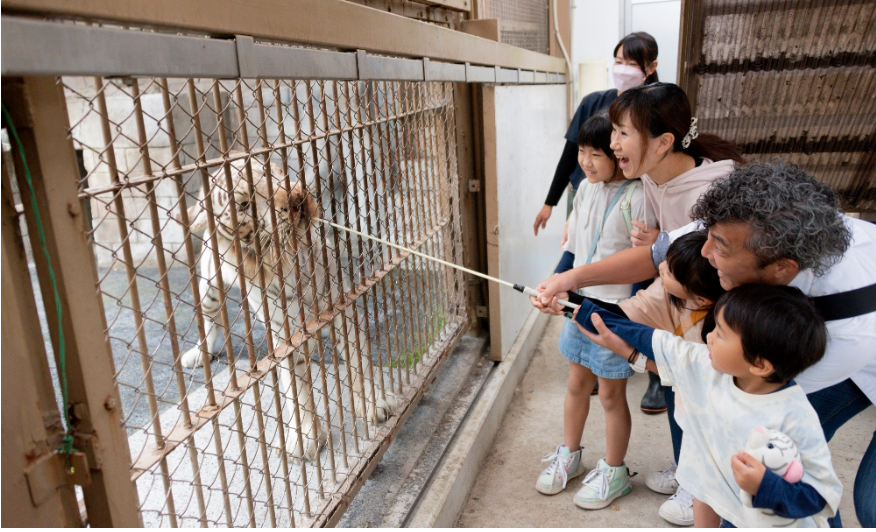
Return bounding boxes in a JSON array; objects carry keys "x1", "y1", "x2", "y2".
[
  {"x1": 531, "y1": 112, "x2": 652, "y2": 510},
  {"x1": 573, "y1": 284, "x2": 843, "y2": 527}
]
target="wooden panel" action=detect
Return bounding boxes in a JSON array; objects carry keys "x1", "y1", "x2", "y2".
[
  {"x1": 481, "y1": 85, "x2": 501, "y2": 358},
  {"x1": 3, "y1": 77, "x2": 142, "y2": 527},
  {"x1": 460, "y1": 18, "x2": 500, "y2": 41},
  {"x1": 1, "y1": 0, "x2": 566, "y2": 72},
  {"x1": 678, "y1": 0, "x2": 876, "y2": 211},
  {"x1": 421, "y1": 0, "x2": 471, "y2": 11},
  {"x1": 1, "y1": 156, "x2": 82, "y2": 527},
  {"x1": 482, "y1": 84, "x2": 566, "y2": 359},
  {"x1": 346, "y1": 0, "x2": 466, "y2": 24}
]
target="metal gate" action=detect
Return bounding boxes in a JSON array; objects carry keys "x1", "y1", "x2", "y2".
[
  {"x1": 60, "y1": 74, "x2": 467, "y2": 526},
  {"x1": 2, "y1": 2, "x2": 568, "y2": 525}
]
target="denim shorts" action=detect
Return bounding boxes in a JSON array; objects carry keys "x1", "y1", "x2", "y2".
[{"x1": 558, "y1": 319, "x2": 634, "y2": 379}]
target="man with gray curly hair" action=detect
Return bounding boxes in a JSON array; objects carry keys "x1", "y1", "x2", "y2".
[
  {"x1": 537, "y1": 160, "x2": 876, "y2": 526},
  {"x1": 689, "y1": 162, "x2": 851, "y2": 284}
]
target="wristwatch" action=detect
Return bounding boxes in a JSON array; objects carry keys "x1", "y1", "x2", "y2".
[{"x1": 628, "y1": 349, "x2": 648, "y2": 373}]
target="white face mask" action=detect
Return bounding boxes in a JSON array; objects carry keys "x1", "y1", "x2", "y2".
[{"x1": 612, "y1": 63, "x2": 646, "y2": 92}]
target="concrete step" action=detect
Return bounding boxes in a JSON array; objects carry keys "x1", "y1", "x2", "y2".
[{"x1": 337, "y1": 333, "x2": 492, "y2": 528}]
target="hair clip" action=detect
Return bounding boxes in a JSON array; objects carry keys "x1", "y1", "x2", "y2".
[{"x1": 682, "y1": 117, "x2": 699, "y2": 149}]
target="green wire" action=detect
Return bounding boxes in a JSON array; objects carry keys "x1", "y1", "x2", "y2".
[{"x1": 2, "y1": 102, "x2": 77, "y2": 470}]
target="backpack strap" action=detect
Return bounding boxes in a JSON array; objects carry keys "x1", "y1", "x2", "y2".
[
  {"x1": 620, "y1": 181, "x2": 638, "y2": 236},
  {"x1": 811, "y1": 283, "x2": 876, "y2": 321},
  {"x1": 585, "y1": 180, "x2": 635, "y2": 265}
]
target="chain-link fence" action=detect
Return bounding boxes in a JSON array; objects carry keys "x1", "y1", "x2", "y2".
[
  {"x1": 62, "y1": 74, "x2": 466, "y2": 526},
  {"x1": 480, "y1": 0, "x2": 550, "y2": 55}
]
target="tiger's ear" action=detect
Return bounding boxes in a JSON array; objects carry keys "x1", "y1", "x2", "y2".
[
  {"x1": 746, "y1": 427, "x2": 769, "y2": 450},
  {"x1": 288, "y1": 182, "x2": 320, "y2": 224},
  {"x1": 302, "y1": 190, "x2": 319, "y2": 220}
]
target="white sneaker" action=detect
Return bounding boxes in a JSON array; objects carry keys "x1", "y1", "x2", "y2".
[
  {"x1": 645, "y1": 461, "x2": 679, "y2": 495},
  {"x1": 658, "y1": 486, "x2": 694, "y2": 526},
  {"x1": 535, "y1": 445, "x2": 587, "y2": 495}
]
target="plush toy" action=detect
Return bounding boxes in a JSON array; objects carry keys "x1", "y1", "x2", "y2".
[{"x1": 740, "y1": 426, "x2": 804, "y2": 527}]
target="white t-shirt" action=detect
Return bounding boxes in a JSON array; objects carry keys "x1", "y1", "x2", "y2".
[
  {"x1": 666, "y1": 216, "x2": 876, "y2": 405},
  {"x1": 564, "y1": 178, "x2": 652, "y2": 302},
  {"x1": 652, "y1": 331, "x2": 844, "y2": 527}
]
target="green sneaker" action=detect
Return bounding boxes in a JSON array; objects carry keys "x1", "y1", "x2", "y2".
[
  {"x1": 535, "y1": 445, "x2": 587, "y2": 495},
  {"x1": 573, "y1": 458, "x2": 632, "y2": 509}
]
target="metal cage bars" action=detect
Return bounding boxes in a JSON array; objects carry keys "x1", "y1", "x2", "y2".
[
  {"x1": 0, "y1": 4, "x2": 569, "y2": 526},
  {"x1": 26, "y1": 73, "x2": 470, "y2": 527}
]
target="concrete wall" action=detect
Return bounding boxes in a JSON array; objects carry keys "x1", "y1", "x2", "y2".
[
  {"x1": 572, "y1": 0, "x2": 623, "y2": 90},
  {"x1": 484, "y1": 84, "x2": 566, "y2": 359},
  {"x1": 630, "y1": 0, "x2": 681, "y2": 85}
]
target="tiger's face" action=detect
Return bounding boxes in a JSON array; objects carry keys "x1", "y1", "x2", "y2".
[{"x1": 188, "y1": 158, "x2": 319, "y2": 254}]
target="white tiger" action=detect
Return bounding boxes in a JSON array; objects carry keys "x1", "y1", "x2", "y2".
[
  {"x1": 180, "y1": 158, "x2": 397, "y2": 461},
  {"x1": 740, "y1": 426, "x2": 805, "y2": 527}
]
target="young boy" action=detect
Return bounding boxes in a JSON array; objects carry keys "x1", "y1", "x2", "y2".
[{"x1": 567, "y1": 284, "x2": 843, "y2": 527}]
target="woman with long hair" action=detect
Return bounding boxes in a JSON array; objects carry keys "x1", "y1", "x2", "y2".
[{"x1": 534, "y1": 82, "x2": 744, "y2": 527}]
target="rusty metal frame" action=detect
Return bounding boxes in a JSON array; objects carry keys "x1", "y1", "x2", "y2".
[
  {"x1": 6, "y1": 72, "x2": 472, "y2": 526},
  {"x1": 2, "y1": 76, "x2": 142, "y2": 527},
  {"x1": 1, "y1": 149, "x2": 83, "y2": 527}
]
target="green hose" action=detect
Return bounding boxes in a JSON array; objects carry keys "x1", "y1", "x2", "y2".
[{"x1": 2, "y1": 101, "x2": 77, "y2": 471}]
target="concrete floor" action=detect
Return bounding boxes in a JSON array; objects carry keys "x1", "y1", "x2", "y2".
[{"x1": 457, "y1": 316, "x2": 875, "y2": 528}]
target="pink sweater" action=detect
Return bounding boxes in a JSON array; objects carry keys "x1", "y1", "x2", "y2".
[{"x1": 641, "y1": 159, "x2": 736, "y2": 232}]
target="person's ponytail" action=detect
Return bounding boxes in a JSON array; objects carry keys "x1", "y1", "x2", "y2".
[
  {"x1": 686, "y1": 133, "x2": 745, "y2": 164},
  {"x1": 664, "y1": 231, "x2": 726, "y2": 343}
]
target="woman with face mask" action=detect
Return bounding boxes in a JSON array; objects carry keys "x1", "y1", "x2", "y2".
[{"x1": 533, "y1": 32, "x2": 659, "y2": 242}]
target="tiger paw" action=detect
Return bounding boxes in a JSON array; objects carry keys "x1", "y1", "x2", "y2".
[
  {"x1": 354, "y1": 391, "x2": 400, "y2": 423},
  {"x1": 180, "y1": 345, "x2": 210, "y2": 369},
  {"x1": 275, "y1": 420, "x2": 326, "y2": 461}
]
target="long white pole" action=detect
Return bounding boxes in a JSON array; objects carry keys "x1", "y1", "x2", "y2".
[{"x1": 314, "y1": 217, "x2": 580, "y2": 310}]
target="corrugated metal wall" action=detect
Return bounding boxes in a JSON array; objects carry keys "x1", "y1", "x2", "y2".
[{"x1": 679, "y1": 0, "x2": 876, "y2": 212}]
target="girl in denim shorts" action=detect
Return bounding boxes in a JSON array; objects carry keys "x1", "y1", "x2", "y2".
[{"x1": 531, "y1": 112, "x2": 651, "y2": 511}]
